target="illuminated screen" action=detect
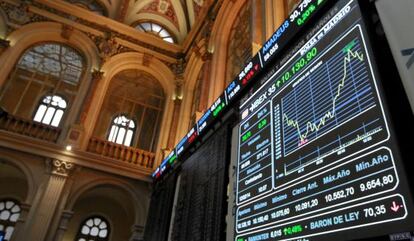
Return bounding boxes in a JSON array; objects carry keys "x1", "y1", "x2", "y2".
[{"x1": 234, "y1": 1, "x2": 414, "y2": 240}]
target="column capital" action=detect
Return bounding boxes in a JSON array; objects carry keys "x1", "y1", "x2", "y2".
[
  {"x1": 91, "y1": 70, "x2": 105, "y2": 82},
  {"x1": 51, "y1": 160, "x2": 75, "y2": 177}
]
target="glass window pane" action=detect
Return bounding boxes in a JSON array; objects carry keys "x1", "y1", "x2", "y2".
[
  {"x1": 51, "y1": 109, "x2": 64, "y2": 127},
  {"x1": 86, "y1": 219, "x2": 94, "y2": 227},
  {"x1": 140, "y1": 23, "x2": 151, "y2": 31},
  {"x1": 128, "y1": 120, "x2": 135, "y2": 128},
  {"x1": 9, "y1": 213, "x2": 19, "y2": 222},
  {"x1": 44, "y1": 96, "x2": 52, "y2": 104},
  {"x1": 5, "y1": 202, "x2": 13, "y2": 209},
  {"x1": 11, "y1": 205, "x2": 20, "y2": 213},
  {"x1": 116, "y1": 128, "x2": 126, "y2": 144},
  {"x1": 159, "y1": 29, "x2": 169, "y2": 38},
  {"x1": 0, "y1": 210, "x2": 10, "y2": 220},
  {"x1": 93, "y1": 218, "x2": 101, "y2": 225},
  {"x1": 90, "y1": 227, "x2": 99, "y2": 236},
  {"x1": 108, "y1": 126, "x2": 117, "y2": 142},
  {"x1": 164, "y1": 37, "x2": 174, "y2": 43},
  {"x1": 34, "y1": 105, "x2": 47, "y2": 122},
  {"x1": 5, "y1": 226, "x2": 14, "y2": 240},
  {"x1": 99, "y1": 229, "x2": 108, "y2": 238},
  {"x1": 81, "y1": 226, "x2": 90, "y2": 235},
  {"x1": 42, "y1": 107, "x2": 56, "y2": 125},
  {"x1": 99, "y1": 222, "x2": 107, "y2": 229},
  {"x1": 152, "y1": 23, "x2": 162, "y2": 33},
  {"x1": 115, "y1": 116, "x2": 122, "y2": 124},
  {"x1": 125, "y1": 130, "x2": 133, "y2": 146},
  {"x1": 0, "y1": 202, "x2": 4, "y2": 210},
  {"x1": 58, "y1": 99, "x2": 67, "y2": 108}
]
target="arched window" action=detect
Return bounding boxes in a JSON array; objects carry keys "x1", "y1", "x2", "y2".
[
  {"x1": 18, "y1": 43, "x2": 84, "y2": 85},
  {"x1": 33, "y1": 95, "x2": 67, "y2": 127},
  {"x1": 107, "y1": 115, "x2": 136, "y2": 146},
  {"x1": 0, "y1": 199, "x2": 21, "y2": 241},
  {"x1": 0, "y1": 43, "x2": 84, "y2": 120},
  {"x1": 76, "y1": 216, "x2": 110, "y2": 241},
  {"x1": 66, "y1": 0, "x2": 107, "y2": 16},
  {"x1": 135, "y1": 22, "x2": 175, "y2": 43}
]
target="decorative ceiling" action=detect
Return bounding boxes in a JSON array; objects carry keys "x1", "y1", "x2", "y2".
[{"x1": 69, "y1": 0, "x2": 210, "y2": 44}]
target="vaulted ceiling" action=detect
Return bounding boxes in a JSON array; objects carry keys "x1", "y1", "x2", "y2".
[{"x1": 68, "y1": 0, "x2": 210, "y2": 44}]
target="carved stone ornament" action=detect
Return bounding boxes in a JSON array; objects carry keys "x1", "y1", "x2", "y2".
[
  {"x1": 91, "y1": 70, "x2": 104, "y2": 82},
  {"x1": 61, "y1": 24, "x2": 74, "y2": 40},
  {"x1": 7, "y1": 2, "x2": 33, "y2": 25},
  {"x1": 52, "y1": 160, "x2": 74, "y2": 176},
  {"x1": 97, "y1": 34, "x2": 120, "y2": 61}
]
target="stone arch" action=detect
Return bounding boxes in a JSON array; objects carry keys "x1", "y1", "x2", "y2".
[
  {"x1": 0, "y1": 155, "x2": 36, "y2": 204},
  {"x1": 64, "y1": 178, "x2": 149, "y2": 241},
  {"x1": 207, "y1": 0, "x2": 248, "y2": 105},
  {"x1": 66, "y1": 178, "x2": 148, "y2": 225},
  {"x1": 84, "y1": 52, "x2": 175, "y2": 164}
]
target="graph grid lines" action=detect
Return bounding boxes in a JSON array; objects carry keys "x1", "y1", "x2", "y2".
[{"x1": 282, "y1": 38, "x2": 376, "y2": 156}]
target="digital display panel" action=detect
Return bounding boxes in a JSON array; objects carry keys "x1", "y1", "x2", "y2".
[
  {"x1": 234, "y1": 1, "x2": 414, "y2": 240},
  {"x1": 152, "y1": 0, "x2": 329, "y2": 181},
  {"x1": 198, "y1": 94, "x2": 228, "y2": 134}
]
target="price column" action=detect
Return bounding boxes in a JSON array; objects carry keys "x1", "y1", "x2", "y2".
[{"x1": 237, "y1": 103, "x2": 274, "y2": 204}]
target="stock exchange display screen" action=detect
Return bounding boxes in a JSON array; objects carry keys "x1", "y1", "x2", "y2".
[{"x1": 234, "y1": 1, "x2": 414, "y2": 241}]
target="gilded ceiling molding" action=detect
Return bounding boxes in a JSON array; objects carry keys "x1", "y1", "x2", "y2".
[
  {"x1": 28, "y1": 1, "x2": 180, "y2": 59},
  {"x1": 0, "y1": 1, "x2": 48, "y2": 26}
]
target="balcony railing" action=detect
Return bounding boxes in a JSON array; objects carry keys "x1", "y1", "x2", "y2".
[
  {"x1": 87, "y1": 137, "x2": 155, "y2": 168},
  {"x1": 0, "y1": 112, "x2": 61, "y2": 142}
]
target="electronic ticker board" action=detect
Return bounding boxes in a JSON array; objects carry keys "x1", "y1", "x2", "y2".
[
  {"x1": 152, "y1": 0, "x2": 330, "y2": 181},
  {"x1": 234, "y1": 0, "x2": 414, "y2": 240}
]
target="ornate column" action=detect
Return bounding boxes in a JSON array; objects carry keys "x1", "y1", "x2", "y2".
[
  {"x1": 167, "y1": 79, "x2": 183, "y2": 149},
  {"x1": 66, "y1": 70, "x2": 104, "y2": 148},
  {"x1": 53, "y1": 210, "x2": 74, "y2": 241},
  {"x1": 199, "y1": 52, "x2": 212, "y2": 112},
  {"x1": 264, "y1": 0, "x2": 287, "y2": 39},
  {"x1": 252, "y1": 0, "x2": 265, "y2": 55},
  {"x1": 129, "y1": 224, "x2": 145, "y2": 241},
  {"x1": 17, "y1": 160, "x2": 74, "y2": 241}
]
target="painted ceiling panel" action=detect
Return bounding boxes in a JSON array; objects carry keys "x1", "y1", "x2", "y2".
[{"x1": 63, "y1": 0, "x2": 208, "y2": 44}]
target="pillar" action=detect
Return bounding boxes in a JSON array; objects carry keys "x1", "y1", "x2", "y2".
[
  {"x1": 129, "y1": 224, "x2": 145, "y2": 241},
  {"x1": 264, "y1": 0, "x2": 287, "y2": 39},
  {"x1": 53, "y1": 210, "x2": 74, "y2": 241},
  {"x1": 66, "y1": 70, "x2": 104, "y2": 149},
  {"x1": 13, "y1": 160, "x2": 74, "y2": 241},
  {"x1": 167, "y1": 78, "x2": 183, "y2": 149},
  {"x1": 198, "y1": 52, "x2": 212, "y2": 113},
  {"x1": 252, "y1": 0, "x2": 265, "y2": 55}
]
